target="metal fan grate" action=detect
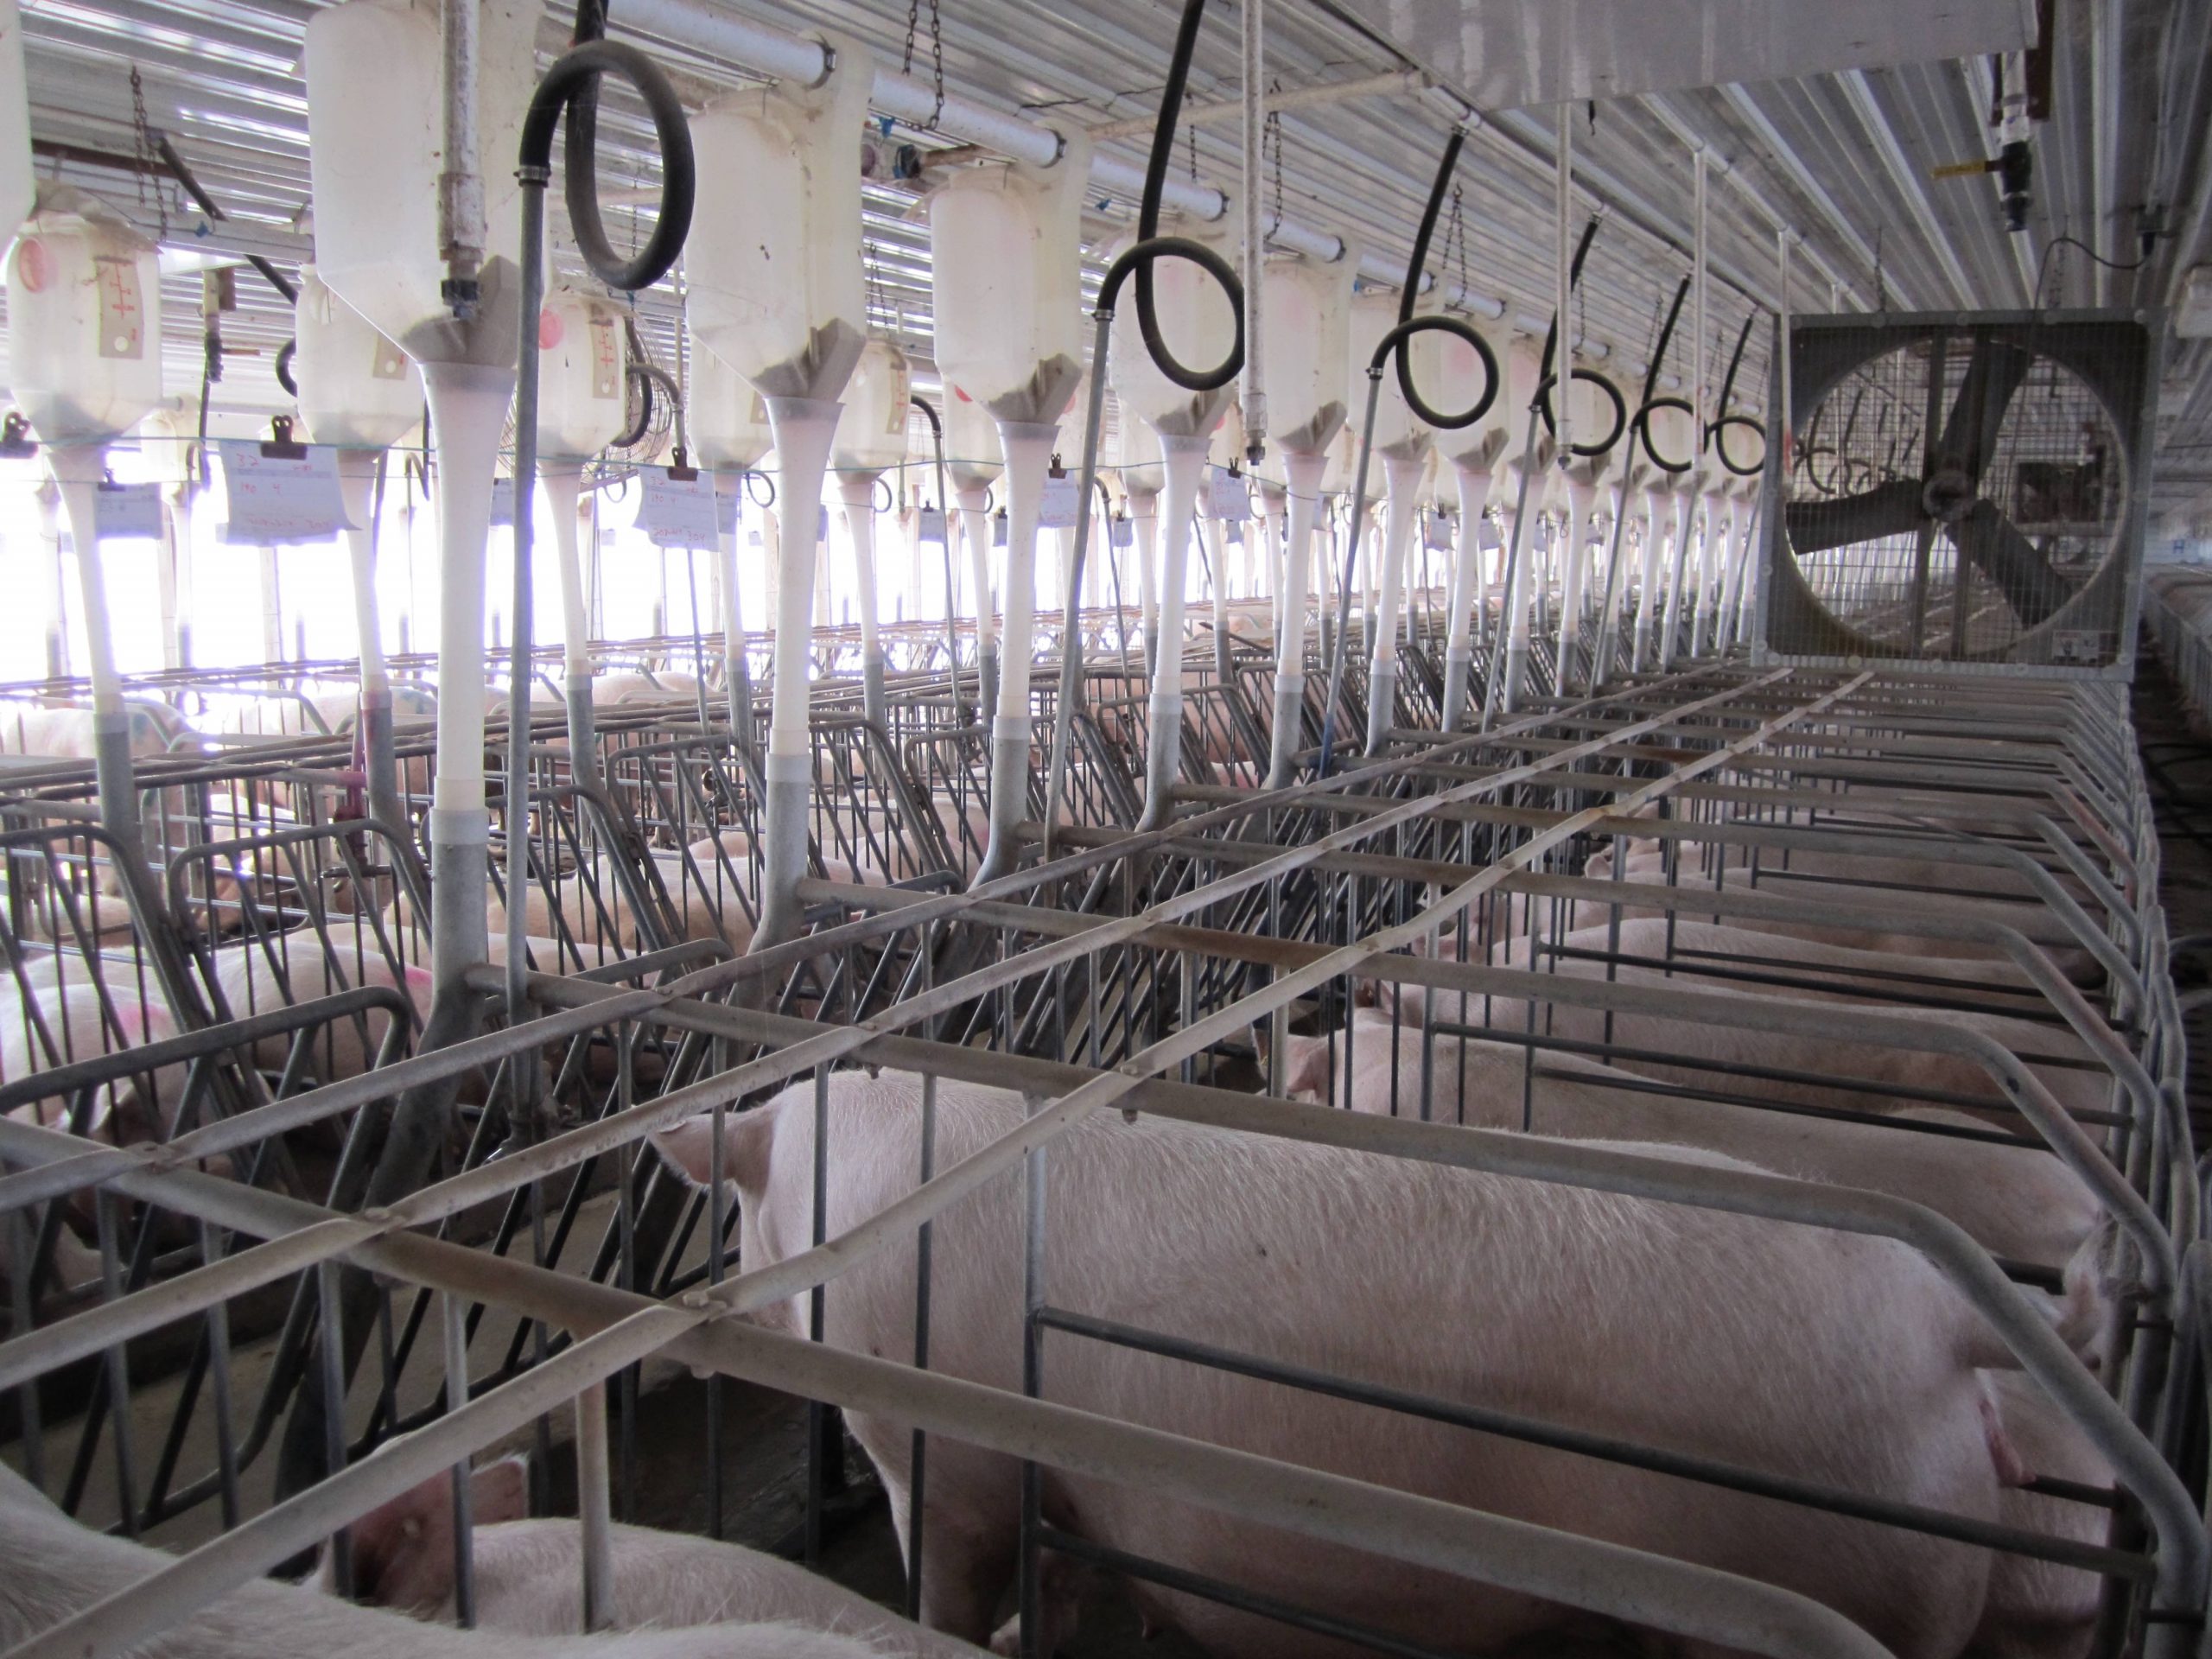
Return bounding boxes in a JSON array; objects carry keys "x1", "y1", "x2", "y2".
[{"x1": 1762, "y1": 313, "x2": 2152, "y2": 673}]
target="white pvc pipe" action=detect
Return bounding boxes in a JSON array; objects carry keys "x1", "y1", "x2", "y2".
[
  {"x1": 1500, "y1": 502, "x2": 1530, "y2": 710},
  {"x1": 1267, "y1": 450, "x2": 1324, "y2": 780},
  {"x1": 715, "y1": 512, "x2": 746, "y2": 700},
  {"x1": 765, "y1": 410, "x2": 836, "y2": 766},
  {"x1": 1558, "y1": 480, "x2": 1596, "y2": 688},
  {"x1": 1363, "y1": 453, "x2": 1425, "y2": 752},
  {"x1": 420, "y1": 359, "x2": 513, "y2": 988},
  {"x1": 1128, "y1": 488, "x2": 1160, "y2": 675},
  {"x1": 839, "y1": 473, "x2": 887, "y2": 731},
  {"x1": 1440, "y1": 464, "x2": 1494, "y2": 731},
  {"x1": 953, "y1": 483, "x2": 995, "y2": 683},
  {"x1": 48, "y1": 447, "x2": 122, "y2": 718},
  {"x1": 259, "y1": 546, "x2": 283, "y2": 664},
  {"x1": 336, "y1": 451, "x2": 391, "y2": 699},
  {"x1": 542, "y1": 467, "x2": 590, "y2": 683},
  {"x1": 1634, "y1": 490, "x2": 1672, "y2": 673},
  {"x1": 1207, "y1": 516, "x2": 1232, "y2": 667},
  {"x1": 991, "y1": 424, "x2": 1054, "y2": 734},
  {"x1": 1659, "y1": 491, "x2": 1697, "y2": 669},
  {"x1": 156, "y1": 493, "x2": 181, "y2": 673},
  {"x1": 1693, "y1": 488, "x2": 1726, "y2": 654},
  {"x1": 34, "y1": 482, "x2": 67, "y2": 683},
  {"x1": 1141, "y1": 435, "x2": 1208, "y2": 828}
]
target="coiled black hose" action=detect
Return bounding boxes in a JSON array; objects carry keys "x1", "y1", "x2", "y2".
[
  {"x1": 1130, "y1": 0, "x2": 1243, "y2": 391},
  {"x1": 519, "y1": 36, "x2": 694, "y2": 293},
  {"x1": 1709, "y1": 310, "x2": 1766, "y2": 477},
  {"x1": 1389, "y1": 130, "x2": 1498, "y2": 430},
  {"x1": 1533, "y1": 218, "x2": 1628, "y2": 458},
  {"x1": 1631, "y1": 277, "x2": 1695, "y2": 474},
  {"x1": 273, "y1": 337, "x2": 298, "y2": 400}
]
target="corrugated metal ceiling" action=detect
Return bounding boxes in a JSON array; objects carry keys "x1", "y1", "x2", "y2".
[{"x1": 10, "y1": 0, "x2": 2211, "y2": 522}]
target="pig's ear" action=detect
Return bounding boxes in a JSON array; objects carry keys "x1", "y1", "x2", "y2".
[
  {"x1": 1281, "y1": 1034, "x2": 1332, "y2": 1103},
  {"x1": 342, "y1": 1471, "x2": 460, "y2": 1611},
  {"x1": 342, "y1": 1455, "x2": 528, "y2": 1609},
  {"x1": 652, "y1": 1104, "x2": 778, "y2": 1195},
  {"x1": 470, "y1": 1455, "x2": 529, "y2": 1525}
]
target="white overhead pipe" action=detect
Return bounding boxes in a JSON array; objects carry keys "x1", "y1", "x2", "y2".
[{"x1": 607, "y1": 0, "x2": 1516, "y2": 320}]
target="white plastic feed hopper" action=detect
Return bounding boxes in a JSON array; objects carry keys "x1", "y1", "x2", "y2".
[
  {"x1": 684, "y1": 34, "x2": 874, "y2": 949},
  {"x1": 930, "y1": 135, "x2": 1093, "y2": 880}
]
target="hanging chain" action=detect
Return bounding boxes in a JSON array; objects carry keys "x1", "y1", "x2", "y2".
[
  {"x1": 129, "y1": 66, "x2": 168, "y2": 241},
  {"x1": 1187, "y1": 111, "x2": 1198, "y2": 183},
  {"x1": 1443, "y1": 183, "x2": 1468, "y2": 308},
  {"x1": 928, "y1": 0, "x2": 944, "y2": 130},
  {"x1": 864, "y1": 237, "x2": 889, "y2": 338},
  {"x1": 900, "y1": 0, "x2": 945, "y2": 130},
  {"x1": 1265, "y1": 83, "x2": 1285, "y2": 243}
]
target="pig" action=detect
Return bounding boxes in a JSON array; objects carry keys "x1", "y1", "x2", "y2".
[
  {"x1": 0, "y1": 1459, "x2": 907, "y2": 1658},
  {"x1": 1566, "y1": 836, "x2": 2098, "y2": 974},
  {"x1": 1274, "y1": 1014, "x2": 2100, "y2": 1275},
  {"x1": 492, "y1": 854, "x2": 751, "y2": 957},
  {"x1": 335, "y1": 1460, "x2": 982, "y2": 1656},
  {"x1": 593, "y1": 672, "x2": 700, "y2": 706},
  {"x1": 657, "y1": 1069, "x2": 2032, "y2": 1659},
  {"x1": 1370, "y1": 918, "x2": 2110, "y2": 1128},
  {"x1": 0, "y1": 700, "x2": 192, "y2": 760},
  {"x1": 209, "y1": 931, "x2": 432, "y2": 1084},
  {"x1": 0, "y1": 982, "x2": 181, "y2": 1142},
  {"x1": 1968, "y1": 1372, "x2": 2115, "y2": 1659}
]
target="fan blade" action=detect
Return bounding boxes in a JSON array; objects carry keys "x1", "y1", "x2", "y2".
[
  {"x1": 1944, "y1": 499, "x2": 2076, "y2": 627},
  {"x1": 1935, "y1": 333, "x2": 2032, "y2": 486},
  {"x1": 1783, "y1": 478, "x2": 1924, "y2": 556}
]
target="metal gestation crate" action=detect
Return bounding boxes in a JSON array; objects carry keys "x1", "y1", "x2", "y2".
[{"x1": 0, "y1": 654, "x2": 2201, "y2": 1659}]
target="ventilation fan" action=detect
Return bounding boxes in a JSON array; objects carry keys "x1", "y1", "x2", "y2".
[{"x1": 1760, "y1": 313, "x2": 2153, "y2": 671}]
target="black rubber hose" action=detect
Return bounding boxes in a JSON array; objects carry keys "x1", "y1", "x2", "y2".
[
  {"x1": 1710, "y1": 311, "x2": 1764, "y2": 476},
  {"x1": 1131, "y1": 0, "x2": 1242, "y2": 391},
  {"x1": 274, "y1": 337, "x2": 298, "y2": 399},
  {"x1": 1638, "y1": 277, "x2": 1690, "y2": 411},
  {"x1": 1375, "y1": 315, "x2": 1497, "y2": 431},
  {"x1": 1634, "y1": 394, "x2": 1696, "y2": 473},
  {"x1": 1386, "y1": 130, "x2": 1495, "y2": 428},
  {"x1": 1712, "y1": 414, "x2": 1767, "y2": 477},
  {"x1": 1535, "y1": 217, "x2": 1603, "y2": 389},
  {"x1": 1096, "y1": 234, "x2": 1243, "y2": 385},
  {"x1": 1629, "y1": 277, "x2": 1696, "y2": 473},
  {"x1": 613, "y1": 363, "x2": 655, "y2": 449},
  {"x1": 1535, "y1": 366, "x2": 1630, "y2": 457},
  {"x1": 519, "y1": 39, "x2": 694, "y2": 293},
  {"x1": 1529, "y1": 216, "x2": 1622, "y2": 455}
]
